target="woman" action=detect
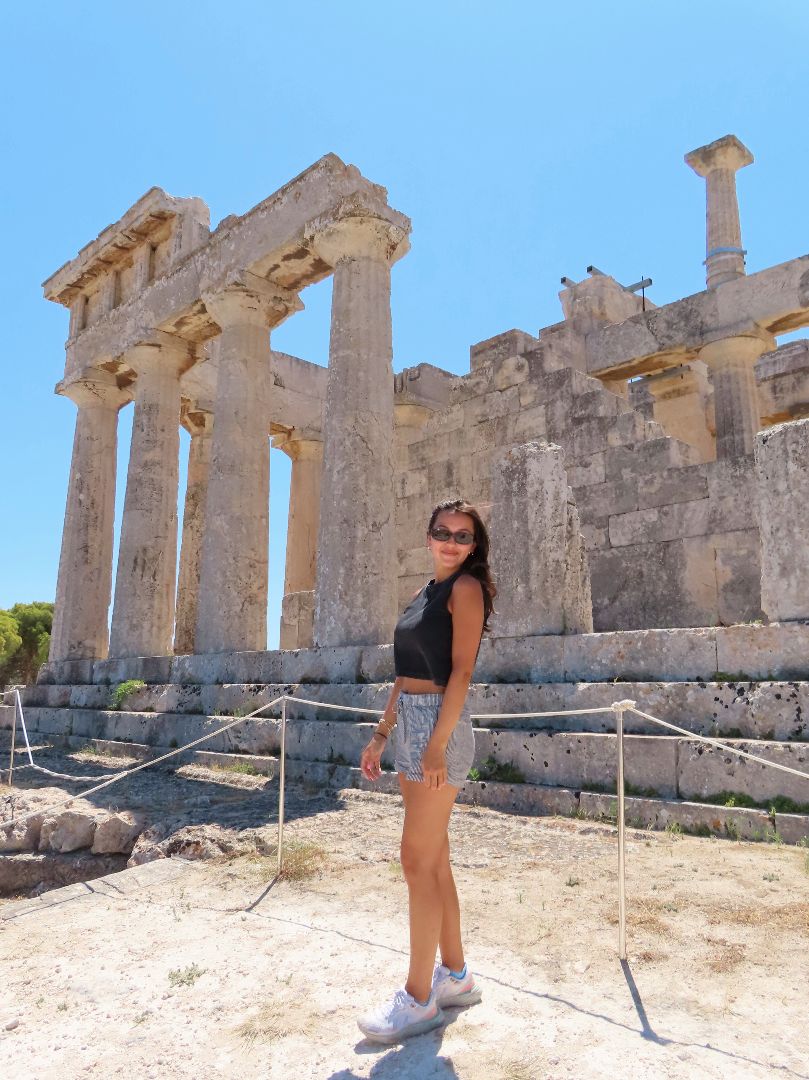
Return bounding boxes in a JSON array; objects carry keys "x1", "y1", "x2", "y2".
[{"x1": 357, "y1": 498, "x2": 496, "y2": 1044}]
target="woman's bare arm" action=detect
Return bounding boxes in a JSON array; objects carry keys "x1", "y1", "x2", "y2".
[{"x1": 427, "y1": 575, "x2": 484, "y2": 751}]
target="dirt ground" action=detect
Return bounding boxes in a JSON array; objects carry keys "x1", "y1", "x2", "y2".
[{"x1": 1, "y1": 747, "x2": 808, "y2": 1080}]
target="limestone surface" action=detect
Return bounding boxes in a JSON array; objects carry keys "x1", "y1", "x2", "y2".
[
  {"x1": 755, "y1": 417, "x2": 809, "y2": 621},
  {"x1": 489, "y1": 441, "x2": 593, "y2": 636}
]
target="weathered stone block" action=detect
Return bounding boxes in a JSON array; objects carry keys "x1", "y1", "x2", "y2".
[
  {"x1": 36, "y1": 659, "x2": 95, "y2": 686},
  {"x1": 608, "y1": 499, "x2": 712, "y2": 548},
  {"x1": 715, "y1": 623, "x2": 809, "y2": 681},
  {"x1": 576, "y1": 478, "x2": 639, "y2": 521},
  {"x1": 489, "y1": 441, "x2": 592, "y2": 636},
  {"x1": 1, "y1": 814, "x2": 45, "y2": 853},
  {"x1": 590, "y1": 541, "x2": 719, "y2": 631},
  {"x1": 562, "y1": 628, "x2": 718, "y2": 682},
  {"x1": 567, "y1": 452, "x2": 606, "y2": 488},
  {"x1": 755, "y1": 419, "x2": 809, "y2": 621},
  {"x1": 605, "y1": 438, "x2": 701, "y2": 481},
  {"x1": 92, "y1": 813, "x2": 143, "y2": 855},
  {"x1": 474, "y1": 635, "x2": 566, "y2": 683},
  {"x1": 39, "y1": 810, "x2": 98, "y2": 853},
  {"x1": 473, "y1": 729, "x2": 678, "y2": 796},
  {"x1": 678, "y1": 739, "x2": 809, "y2": 806},
  {"x1": 636, "y1": 465, "x2": 709, "y2": 510},
  {"x1": 493, "y1": 354, "x2": 530, "y2": 390},
  {"x1": 470, "y1": 329, "x2": 537, "y2": 371},
  {"x1": 510, "y1": 404, "x2": 548, "y2": 441},
  {"x1": 708, "y1": 532, "x2": 762, "y2": 626}
]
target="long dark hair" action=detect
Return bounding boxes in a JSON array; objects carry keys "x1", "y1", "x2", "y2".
[{"x1": 427, "y1": 498, "x2": 497, "y2": 632}]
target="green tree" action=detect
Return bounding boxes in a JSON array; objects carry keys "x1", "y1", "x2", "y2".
[
  {"x1": 0, "y1": 602, "x2": 53, "y2": 686},
  {"x1": 0, "y1": 610, "x2": 22, "y2": 675}
]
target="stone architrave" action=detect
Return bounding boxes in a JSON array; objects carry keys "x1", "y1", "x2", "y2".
[
  {"x1": 685, "y1": 135, "x2": 753, "y2": 289},
  {"x1": 489, "y1": 440, "x2": 593, "y2": 636},
  {"x1": 195, "y1": 275, "x2": 302, "y2": 655},
  {"x1": 275, "y1": 431, "x2": 323, "y2": 650},
  {"x1": 49, "y1": 373, "x2": 129, "y2": 661},
  {"x1": 174, "y1": 407, "x2": 214, "y2": 656},
  {"x1": 109, "y1": 334, "x2": 190, "y2": 659},
  {"x1": 700, "y1": 332, "x2": 774, "y2": 459},
  {"x1": 754, "y1": 418, "x2": 809, "y2": 621},
  {"x1": 309, "y1": 214, "x2": 409, "y2": 647}
]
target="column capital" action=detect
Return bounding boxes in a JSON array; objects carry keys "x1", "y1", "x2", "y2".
[
  {"x1": 700, "y1": 330, "x2": 775, "y2": 368},
  {"x1": 180, "y1": 403, "x2": 214, "y2": 437},
  {"x1": 306, "y1": 204, "x2": 410, "y2": 267},
  {"x1": 56, "y1": 371, "x2": 129, "y2": 411},
  {"x1": 202, "y1": 271, "x2": 303, "y2": 329},
  {"x1": 272, "y1": 429, "x2": 323, "y2": 460},
  {"x1": 124, "y1": 331, "x2": 194, "y2": 378},
  {"x1": 685, "y1": 134, "x2": 753, "y2": 177}
]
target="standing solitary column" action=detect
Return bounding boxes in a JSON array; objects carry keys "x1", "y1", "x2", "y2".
[
  {"x1": 174, "y1": 407, "x2": 214, "y2": 655},
  {"x1": 685, "y1": 135, "x2": 753, "y2": 289},
  {"x1": 275, "y1": 431, "x2": 323, "y2": 649},
  {"x1": 196, "y1": 276, "x2": 302, "y2": 654},
  {"x1": 49, "y1": 373, "x2": 128, "y2": 661},
  {"x1": 109, "y1": 334, "x2": 190, "y2": 658},
  {"x1": 310, "y1": 215, "x2": 409, "y2": 647}
]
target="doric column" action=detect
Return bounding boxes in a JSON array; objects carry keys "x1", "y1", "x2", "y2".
[
  {"x1": 173, "y1": 407, "x2": 214, "y2": 655},
  {"x1": 274, "y1": 431, "x2": 323, "y2": 650},
  {"x1": 49, "y1": 373, "x2": 128, "y2": 662},
  {"x1": 109, "y1": 334, "x2": 190, "y2": 659},
  {"x1": 700, "y1": 332, "x2": 775, "y2": 459},
  {"x1": 685, "y1": 135, "x2": 753, "y2": 289},
  {"x1": 195, "y1": 275, "x2": 302, "y2": 654},
  {"x1": 644, "y1": 362, "x2": 716, "y2": 461},
  {"x1": 309, "y1": 214, "x2": 409, "y2": 647}
]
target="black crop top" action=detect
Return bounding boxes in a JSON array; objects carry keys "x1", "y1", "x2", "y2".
[{"x1": 393, "y1": 569, "x2": 464, "y2": 686}]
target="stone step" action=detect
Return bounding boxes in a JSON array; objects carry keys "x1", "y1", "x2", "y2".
[
  {"x1": 17, "y1": 680, "x2": 809, "y2": 742},
  {"x1": 34, "y1": 621, "x2": 809, "y2": 686},
  {"x1": 11, "y1": 708, "x2": 809, "y2": 810}
]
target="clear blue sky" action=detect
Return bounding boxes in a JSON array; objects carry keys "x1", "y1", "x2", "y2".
[{"x1": 2, "y1": 1, "x2": 807, "y2": 648}]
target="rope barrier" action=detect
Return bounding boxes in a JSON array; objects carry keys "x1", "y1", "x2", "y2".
[
  {"x1": 0, "y1": 693, "x2": 287, "y2": 831},
  {"x1": 3, "y1": 685, "x2": 809, "y2": 959},
  {"x1": 628, "y1": 706, "x2": 809, "y2": 782}
]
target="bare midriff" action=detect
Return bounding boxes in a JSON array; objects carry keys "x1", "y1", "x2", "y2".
[{"x1": 400, "y1": 676, "x2": 446, "y2": 695}]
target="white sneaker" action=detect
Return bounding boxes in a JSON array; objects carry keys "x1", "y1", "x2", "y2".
[
  {"x1": 357, "y1": 988, "x2": 444, "y2": 1044},
  {"x1": 431, "y1": 964, "x2": 482, "y2": 1007}
]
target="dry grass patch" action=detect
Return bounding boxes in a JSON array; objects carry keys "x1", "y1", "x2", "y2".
[
  {"x1": 499, "y1": 1056, "x2": 549, "y2": 1080},
  {"x1": 704, "y1": 938, "x2": 746, "y2": 973},
  {"x1": 627, "y1": 898, "x2": 672, "y2": 936},
  {"x1": 234, "y1": 840, "x2": 328, "y2": 884},
  {"x1": 636, "y1": 948, "x2": 668, "y2": 963},
  {"x1": 234, "y1": 1001, "x2": 305, "y2": 1046},
  {"x1": 705, "y1": 899, "x2": 809, "y2": 932}
]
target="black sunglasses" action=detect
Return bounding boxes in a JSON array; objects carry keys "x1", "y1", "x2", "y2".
[{"x1": 429, "y1": 526, "x2": 475, "y2": 546}]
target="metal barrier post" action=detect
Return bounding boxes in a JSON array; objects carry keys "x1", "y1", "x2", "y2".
[
  {"x1": 613, "y1": 704, "x2": 626, "y2": 959},
  {"x1": 614, "y1": 700, "x2": 628, "y2": 961},
  {"x1": 277, "y1": 696, "x2": 288, "y2": 876}
]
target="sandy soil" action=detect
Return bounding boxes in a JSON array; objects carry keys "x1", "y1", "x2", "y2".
[{"x1": 1, "y1": 750, "x2": 808, "y2": 1080}]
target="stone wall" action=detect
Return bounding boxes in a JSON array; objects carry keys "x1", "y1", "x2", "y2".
[{"x1": 394, "y1": 331, "x2": 762, "y2": 630}]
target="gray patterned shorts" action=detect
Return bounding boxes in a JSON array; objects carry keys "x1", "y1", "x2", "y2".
[{"x1": 394, "y1": 693, "x2": 475, "y2": 787}]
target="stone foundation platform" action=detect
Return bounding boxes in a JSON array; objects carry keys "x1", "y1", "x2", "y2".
[{"x1": 3, "y1": 623, "x2": 807, "y2": 845}]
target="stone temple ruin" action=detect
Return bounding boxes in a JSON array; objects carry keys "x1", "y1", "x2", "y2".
[{"x1": 5, "y1": 134, "x2": 809, "y2": 844}]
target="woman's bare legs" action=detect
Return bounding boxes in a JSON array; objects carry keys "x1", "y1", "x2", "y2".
[
  {"x1": 399, "y1": 775, "x2": 463, "y2": 1003},
  {"x1": 437, "y1": 834, "x2": 465, "y2": 972}
]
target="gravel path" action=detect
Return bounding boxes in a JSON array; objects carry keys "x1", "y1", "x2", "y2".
[{"x1": 1, "y1": 747, "x2": 808, "y2": 1079}]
